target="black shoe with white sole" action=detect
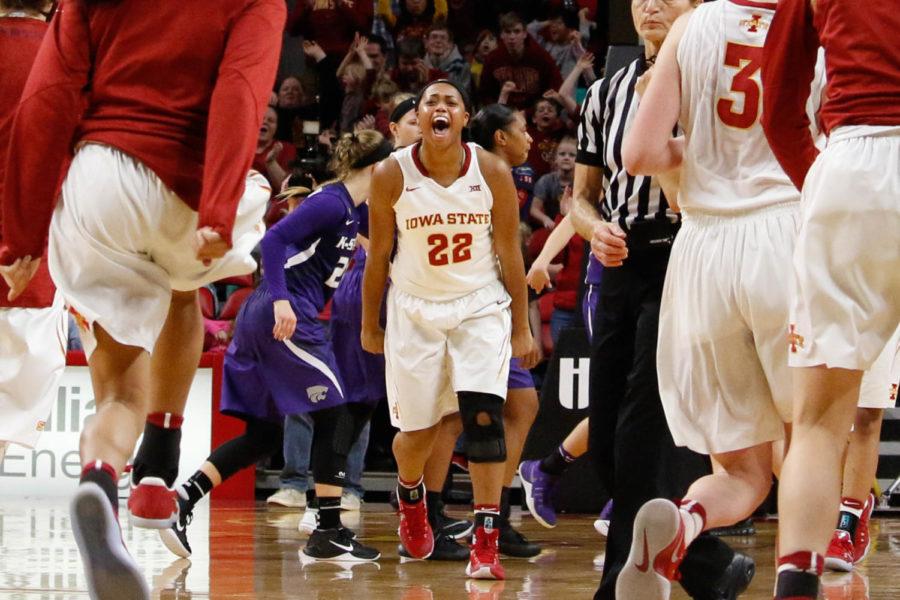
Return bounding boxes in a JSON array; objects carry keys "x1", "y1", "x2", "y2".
[
  {"x1": 71, "y1": 483, "x2": 150, "y2": 600},
  {"x1": 430, "y1": 501, "x2": 473, "y2": 540},
  {"x1": 301, "y1": 527, "x2": 380, "y2": 562},
  {"x1": 159, "y1": 495, "x2": 192, "y2": 558}
]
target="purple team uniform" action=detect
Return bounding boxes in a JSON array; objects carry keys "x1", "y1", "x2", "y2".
[
  {"x1": 582, "y1": 255, "x2": 603, "y2": 343},
  {"x1": 221, "y1": 183, "x2": 365, "y2": 421},
  {"x1": 330, "y1": 246, "x2": 387, "y2": 405}
]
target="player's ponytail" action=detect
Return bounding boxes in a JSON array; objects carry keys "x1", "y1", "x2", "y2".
[
  {"x1": 468, "y1": 104, "x2": 517, "y2": 152},
  {"x1": 328, "y1": 130, "x2": 393, "y2": 180}
]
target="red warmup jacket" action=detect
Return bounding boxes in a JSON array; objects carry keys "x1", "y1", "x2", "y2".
[
  {"x1": 761, "y1": 0, "x2": 900, "y2": 190},
  {"x1": 1, "y1": 0, "x2": 286, "y2": 267},
  {"x1": 0, "y1": 15, "x2": 54, "y2": 308}
]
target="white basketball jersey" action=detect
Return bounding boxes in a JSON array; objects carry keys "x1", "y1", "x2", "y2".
[
  {"x1": 677, "y1": 0, "x2": 822, "y2": 214},
  {"x1": 390, "y1": 143, "x2": 501, "y2": 301}
]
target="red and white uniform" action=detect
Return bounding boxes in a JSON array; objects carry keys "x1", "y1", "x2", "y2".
[
  {"x1": 0, "y1": 0, "x2": 285, "y2": 356},
  {"x1": 858, "y1": 326, "x2": 900, "y2": 410},
  {"x1": 385, "y1": 143, "x2": 511, "y2": 431},
  {"x1": 0, "y1": 13, "x2": 68, "y2": 449},
  {"x1": 762, "y1": 0, "x2": 900, "y2": 370},
  {"x1": 657, "y1": 0, "x2": 822, "y2": 454}
]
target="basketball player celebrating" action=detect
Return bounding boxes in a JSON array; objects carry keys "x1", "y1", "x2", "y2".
[
  {"x1": 0, "y1": 2, "x2": 68, "y2": 467},
  {"x1": 616, "y1": 0, "x2": 822, "y2": 598},
  {"x1": 761, "y1": 1, "x2": 900, "y2": 597},
  {"x1": 362, "y1": 80, "x2": 532, "y2": 580},
  {"x1": 0, "y1": 1, "x2": 285, "y2": 598},
  {"x1": 160, "y1": 132, "x2": 391, "y2": 564}
]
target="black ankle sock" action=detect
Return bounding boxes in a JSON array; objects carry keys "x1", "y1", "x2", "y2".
[
  {"x1": 318, "y1": 496, "x2": 341, "y2": 529},
  {"x1": 837, "y1": 510, "x2": 860, "y2": 538},
  {"x1": 181, "y1": 471, "x2": 214, "y2": 510},
  {"x1": 774, "y1": 570, "x2": 819, "y2": 599},
  {"x1": 474, "y1": 505, "x2": 501, "y2": 530},
  {"x1": 132, "y1": 421, "x2": 182, "y2": 487},
  {"x1": 539, "y1": 444, "x2": 575, "y2": 476},
  {"x1": 397, "y1": 477, "x2": 424, "y2": 504},
  {"x1": 499, "y1": 487, "x2": 511, "y2": 521},
  {"x1": 80, "y1": 462, "x2": 119, "y2": 516},
  {"x1": 426, "y1": 490, "x2": 442, "y2": 524}
]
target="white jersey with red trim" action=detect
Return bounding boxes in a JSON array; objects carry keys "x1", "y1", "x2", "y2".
[
  {"x1": 390, "y1": 142, "x2": 501, "y2": 302},
  {"x1": 676, "y1": 0, "x2": 822, "y2": 214}
]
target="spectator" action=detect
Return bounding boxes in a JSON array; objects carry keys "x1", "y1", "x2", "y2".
[
  {"x1": 390, "y1": 37, "x2": 446, "y2": 94},
  {"x1": 422, "y1": 24, "x2": 472, "y2": 96},
  {"x1": 364, "y1": 34, "x2": 390, "y2": 76},
  {"x1": 302, "y1": 39, "x2": 343, "y2": 131},
  {"x1": 275, "y1": 75, "x2": 319, "y2": 143},
  {"x1": 253, "y1": 106, "x2": 297, "y2": 190},
  {"x1": 469, "y1": 29, "x2": 497, "y2": 92},
  {"x1": 480, "y1": 12, "x2": 562, "y2": 110},
  {"x1": 336, "y1": 33, "x2": 377, "y2": 132},
  {"x1": 446, "y1": 0, "x2": 501, "y2": 48},
  {"x1": 526, "y1": 96, "x2": 569, "y2": 179},
  {"x1": 287, "y1": 0, "x2": 373, "y2": 59},
  {"x1": 530, "y1": 135, "x2": 576, "y2": 230},
  {"x1": 526, "y1": 6, "x2": 590, "y2": 79},
  {"x1": 361, "y1": 77, "x2": 401, "y2": 137},
  {"x1": 377, "y1": 0, "x2": 446, "y2": 43}
]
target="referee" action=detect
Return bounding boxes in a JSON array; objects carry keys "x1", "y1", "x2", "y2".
[{"x1": 570, "y1": 1, "x2": 754, "y2": 599}]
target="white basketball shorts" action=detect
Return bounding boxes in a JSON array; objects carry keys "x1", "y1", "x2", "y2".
[
  {"x1": 0, "y1": 292, "x2": 68, "y2": 447},
  {"x1": 789, "y1": 126, "x2": 900, "y2": 370},
  {"x1": 48, "y1": 144, "x2": 267, "y2": 356},
  {"x1": 657, "y1": 203, "x2": 799, "y2": 455},
  {"x1": 858, "y1": 325, "x2": 899, "y2": 409},
  {"x1": 384, "y1": 280, "x2": 512, "y2": 432}
]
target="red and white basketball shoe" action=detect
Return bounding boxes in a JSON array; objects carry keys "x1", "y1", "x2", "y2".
[
  {"x1": 127, "y1": 476, "x2": 178, "y2": 529},
  {"x1": 616, "y1": 498, "x2": 688, "y2": 600},
  {"x1": 397, "y1": 488, "x2": 434, "y2": 559},
  {"x1": 466, "y1": 525, "x2": 505, "y2": 580},
  {"x1": 824, "y1": 529, "x2": 854, "y2": 572},
  {"x1": 852, "y1": 492, "x2": 876, "y2": 564}
]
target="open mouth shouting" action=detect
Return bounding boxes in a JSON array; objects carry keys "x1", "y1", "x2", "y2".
[{"x1": 432, "y1": 114, "x2": 451, "y2": 137}]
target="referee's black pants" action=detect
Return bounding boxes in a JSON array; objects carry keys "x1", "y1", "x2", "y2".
[{"x1": 589, "y1": 250, "x2": 734, "y2": 600}]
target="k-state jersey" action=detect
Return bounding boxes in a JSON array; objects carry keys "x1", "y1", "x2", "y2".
[
  {"x1": 676, "y1": 0, "x2": 823, "y2": 214},
  {"x1": 391, "y1": 143, "x2": 501, "y2": 301},
  {"x1": 262, "y1": 182, "x2": 365, "y2": 317}
]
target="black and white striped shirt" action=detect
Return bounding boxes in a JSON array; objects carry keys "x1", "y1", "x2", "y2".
[{"x1": 576, "y1": 58, "x2": 677, "y2": 229}]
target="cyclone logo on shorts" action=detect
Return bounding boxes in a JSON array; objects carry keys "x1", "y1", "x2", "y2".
[{"x1": 306, "y1": 385, "x2": 328, "y2": 403}]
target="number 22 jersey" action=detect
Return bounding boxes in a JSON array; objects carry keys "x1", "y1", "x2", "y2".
[
  {"x1": 391, "y1": 142, "x2": 502, "y2": 302},
  {"x1": 677, "y1": 0, "x2": 823, "y2": 213}
]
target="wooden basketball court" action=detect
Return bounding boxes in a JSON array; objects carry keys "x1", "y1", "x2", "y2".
[{"x1": 0, "y1": 498, "x2": 897, "y2": 599}]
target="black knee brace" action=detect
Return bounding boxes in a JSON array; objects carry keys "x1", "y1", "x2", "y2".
[
  {"x1": 458, "y1": 391, "x2": 506, "y2": 463},
  {"x1": 209, "y1": 418, "x2": 282, "y2": 481},
  {"x1": 309, "y1": 405, "x2": 357, "y2": 487}
]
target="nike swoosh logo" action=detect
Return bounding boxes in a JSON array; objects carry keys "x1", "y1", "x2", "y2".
[
  {"x1": 330, "y1": 540, "x2": 354, "y2": 552},
  {"x1": 345, "y1": 219, "x2": 355, "y2": 225},
  {"x1": 405, "y1": 186, "x2": 420, "y2": 192},
  {"x1": 636, "y1": 531, "x2": 650, "y2": 572}
]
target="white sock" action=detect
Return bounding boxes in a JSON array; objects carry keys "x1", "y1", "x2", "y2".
[{"x1": 679, "y1": 507, "x2": 704, "y2": 546}]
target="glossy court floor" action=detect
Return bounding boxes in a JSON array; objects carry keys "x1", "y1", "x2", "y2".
[{"x1": 0, "y1": 499, "x2": 898, "y2": 599}]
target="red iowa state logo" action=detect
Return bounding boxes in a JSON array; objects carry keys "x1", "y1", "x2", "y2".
[
  {"x1": 787, "y1": 324, "x2": 805, "y2": 353},
  {"x1": 740, "y1": 14, "x2": 769, "y2": 33}
]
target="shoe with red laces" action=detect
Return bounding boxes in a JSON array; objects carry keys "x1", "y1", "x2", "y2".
[
  {"x1": 128, "y1": 476, "x2": 179, "y2": 529},
  {"x1": 616, "y1": 498, "x2": 688, "y2": 600},
  {"x1": 466, "y1": 526, "x2": 505, "y2": 580},
  {"x1": 852, "y1": 492, "x2": 876, "y2": 564},
  {"x1": 824, "y1": 529, "x2": 854, "y2": 572},
  {"x1": 397, "y1": 490, "x2": 434, "y2": 559}
]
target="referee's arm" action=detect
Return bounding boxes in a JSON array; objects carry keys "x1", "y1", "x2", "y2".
[{"x1": 571, "y1": 78, "x2": 628, "y2": 267}]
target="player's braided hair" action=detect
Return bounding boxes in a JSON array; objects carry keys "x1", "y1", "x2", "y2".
[{"x1": 328, "y1": 130, "x2": 392, "y2": 180}]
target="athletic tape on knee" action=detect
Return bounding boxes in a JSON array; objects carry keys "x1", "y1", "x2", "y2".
[{"x1": 458, "y1": 391, "x2": 506, "y2": 463}]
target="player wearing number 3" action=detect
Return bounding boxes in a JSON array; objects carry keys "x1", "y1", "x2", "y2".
[
  {"x1": 616, "y1": 1, "x2": 823, "y2": 598},
  {"x1": 362, "y1": 80, "x2": 532, "y2": 579}
]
